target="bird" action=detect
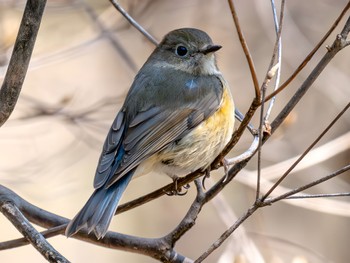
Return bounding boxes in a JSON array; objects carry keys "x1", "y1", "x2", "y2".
[{"x1": 65, "y1": 28, "x2": 235, "y2": 239}]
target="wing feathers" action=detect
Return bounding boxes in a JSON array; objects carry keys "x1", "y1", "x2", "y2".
[{"x1": 94, "y1": 73, "x2": 224, "y2": 189}]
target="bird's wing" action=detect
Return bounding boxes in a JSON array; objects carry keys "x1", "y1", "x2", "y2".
[{"x1": 94, "y1": 73, "x2": 224, "y2": 189}]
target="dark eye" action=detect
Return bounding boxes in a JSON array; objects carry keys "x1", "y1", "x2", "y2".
[{"x1": 175, "y1": 45, "x2": 188, "y2": 57}]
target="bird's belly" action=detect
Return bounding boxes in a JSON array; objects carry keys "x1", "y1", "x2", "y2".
[{"x1": 156, "y1": 87, "x2": 235, "y2": 178}]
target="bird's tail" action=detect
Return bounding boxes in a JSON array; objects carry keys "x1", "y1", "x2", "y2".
[{"x1": 65, "y1": 172, "x2": 134, "y2": 239}]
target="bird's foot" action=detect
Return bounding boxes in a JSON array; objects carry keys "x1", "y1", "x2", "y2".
[
  {"x1": 201, "y1": 168, "x2": 211, "y2": 190},
  {"x1": 165, "y1": 177, "x2": 190, "y2": 196}
]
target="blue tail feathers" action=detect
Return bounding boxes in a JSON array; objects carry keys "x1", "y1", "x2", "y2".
[{"x1": 65, "y1": 171, "x2": 134, "y2": 239}]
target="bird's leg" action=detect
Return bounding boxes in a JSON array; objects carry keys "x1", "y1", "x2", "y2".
[{"x1": 165, "y1": 176, "x2": 190, "y2": 196}]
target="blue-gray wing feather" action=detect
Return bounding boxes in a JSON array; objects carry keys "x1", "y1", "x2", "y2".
[{"x1": 93, "y1": 69, "x2": 224, "y2": 189}]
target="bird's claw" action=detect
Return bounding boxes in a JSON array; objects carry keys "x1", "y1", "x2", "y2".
[
  {"x1": 222, "y1": 158, "x2": 229, "y2": 183},
  {"x1": 201, "y1": 168, "x2": 211, "y2": 190},
  {"x1": 165, "y1": 178, "x2": 190, "y2": 196}
]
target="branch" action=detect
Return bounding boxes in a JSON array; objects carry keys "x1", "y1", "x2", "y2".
[
  {"x1": 263, "y1": 102, "x2": 349, "y2": 200},
  {"x1": 194, "y1": 14, "x2": 350, "y2": 260},
  {"x1": 1, "y1": 2, "x2": 349, "y2": 262},
  {"x1": 264, "y1": 164, "x2": 350, "y2": 204},
  {"x1": 110, "y1": 0, "x2": 159, "y2": 46},
  {"x1": 286, "y1": 192, "x2": 350, "y2": 199},
  {"x1": 0, "y1": 225, "x2": 66, "y2": 250},
  {"x1": 194, "y1": 205, "x2": 259, "y2": 263},
  {"x1": 264, "y1": 1, "x2": 350, "y2": 102},
  {"x1": 264, "y1": 0, "x2": 284, "y2": 121},
  {"x1": 256, "y1": 0, "x2": 285, "y2": 199},
  {"x1": 237, "y1": 169, "x2": 350, "y2": 217},
  {"x1": 227, "y1": 0, "x2": 260, "y2": 99},
  {"x1": 0, "y1": 185, "x2": 191, "y2": 262},
  {"x1": 269, "y1": 16, "x2": 350, "y2": 135},
  {"x1": 0, "y1": 200, "x2": 69, "y2": 262},
  {"x1": 0, "y1": 0, "x2": 47, "y2": 127}
]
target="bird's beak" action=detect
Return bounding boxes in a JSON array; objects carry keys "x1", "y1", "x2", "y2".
[{"x1": 201, "y1": 44, "x2": 222, "y2": 55}]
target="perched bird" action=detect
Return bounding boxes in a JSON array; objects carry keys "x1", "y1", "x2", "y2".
[{"x1": 65, "y1": 28, "x2": 235, "y2": 239}]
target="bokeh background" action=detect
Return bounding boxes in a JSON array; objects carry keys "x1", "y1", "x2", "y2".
[{"x1": 0, "y1": 0, "x2": 349, "y2": 262}]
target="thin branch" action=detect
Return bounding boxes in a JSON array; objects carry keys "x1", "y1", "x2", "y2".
[
  {"x1": 196, "y1": 140, "x2": 350, "y2": 262},
  {"x1": 286, "y1": 192, "x2": 350, "y2": 199},
  {"x1": 0, "y1": 201, "x2": 69, "y2": 263},
  {"x1": 227, "y1": 0, "x2": 260, "y2": 99},
  {"x1": 207, "y1": 178, "x2": 265, "y2": 263},
  {"x1": 256, "y1": 82, "x2": 267, "y2": 200},
  {"x1": 264, "y1": 0, "x2": 283, "y2": 121},
  {"x1": 269, "y1": 27, "x2": 350, "y2": 135},
  {"x1": 1, "y1": 3, "x2": 349, "y2": 262},
  {"x1": 264, "y1": 164, "x2": 350, "y2": 204},
  {"x1": 0, "y1": 225, "x2": 66, "y2": 250},
  {"x1": 212, "y1": 98, "x2": 260, "y2": 169},
  {"x1": 0, "y1": 185, "x2": 186, "y2": 262},
  {"x1": 340, "y1": 13, "x2": 350, "y2": 38},
  {"x1": 263, "y1": 102, "x2": 349, "y2": 200},
  {"x1": 264, "y1": 1, "x2": 350, "y2": 102},
  {"x1": 0, "y1": 0, "x2": 47, "y2": 127},
  {"x1": 114, "y1": 107, "x2": 259, "y2": 217},
  {"x1": 110, "y1": 0, "x2": 159, "y2": 46},
  {"x1": 236, "y1": 169, "x2": 350, "y2": 216},
  {"x1": 195, "y1": 16, "x2": 350, "y2": 259},
  {"x1": 164, "y1": 179, "x2": 205, "y2": 244},
  {"x1": 256, "y1": 0, "x2": 285, "y2": 200},
  {"x1": 225, "y1": 132, "x2": 259, "y2": 165},
  {"x1": 257, "y1": 131, "x2": 350, "y2": 181},
  {"x1": 194, "y1": 205, "x2": 259, "y2": 263},
  {"x1": 256, "y1": 0, "x2": 285, "y2": 197}
]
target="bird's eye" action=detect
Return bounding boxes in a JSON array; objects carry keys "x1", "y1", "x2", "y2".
[{"x1": 175, "y1": 45, "x2": 188, "y2": 57}]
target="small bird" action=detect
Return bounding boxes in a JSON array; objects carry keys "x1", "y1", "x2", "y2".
[{"x1": 65, "y1": 28, "x2": 235, "y2": 239}]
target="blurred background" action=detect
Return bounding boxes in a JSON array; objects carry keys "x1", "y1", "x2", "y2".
[{"x1": 0, "y1": 0, "x2": 349, "y2": 262}]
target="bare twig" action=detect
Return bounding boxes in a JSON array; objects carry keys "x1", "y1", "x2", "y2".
[
  {"x1": 269, "y1": 20, "x2": 350, "y2": 134},
  {"x1": 0, "y1": 225, "x2": 66, "y2": 250},
  {"x1": 263, "y1": 102, "x2": 349, "y2": 200},
  {"x1": 264, "y1": 1, "x2": 350, "y2": 102},
  {"x1": 0, "y1": 185, "x2": 188, "y2": 262},
  {"x1": 264, "y1": 164, "x2": 350, "y2": 204},
  {"x1": 256, "y1": 0, "x2": 285, "y2": 198},
  {"x1": 0, "y1": 201, "x2": 69, "y2": 263},
  {"x1": 194, "y1": 205, "x2": 259, "y2": 263},
  {"x1": 236, "y1": 169, "x2": 350, "y2": 216},
  {"x1": 0, "y1": 0, "x2": 47, "y2": 127},
  {"x1": 286, "y1": 192, "x2": 350, "y2": 199},
  {"x1": 1, "y1": 2, "x2": 349, "y2": 262},
  {"x1": 212, "y1": 98, "x2": 260, "y2": 169},
  {"x1": 196, "y1": 104, "x2": 350, "y2": 262},
  {"x1": 110, "y1": 0, "x2": 159, "y2": 46},
  {"x1": 264, "y1": 0, "x2": 283, "y2": 121},
  {"x1": 207, "y1": 178, "x2": 265, "y2": 263},
  {"x1": 195, "y1": 15, "x2": 350, "y2": 260},
  {"x1": 258, "y1": 131, "x2": 350, "y2": 181},
  {"x1": 227, "y1": 0, "x2": 260, "y2": 99},
  {"x1": 225, "y1": 132, "x2": 259, "y2": 165},
  {"x1": 163, "y1": 179, "x2": 205, "y2": 245}
]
